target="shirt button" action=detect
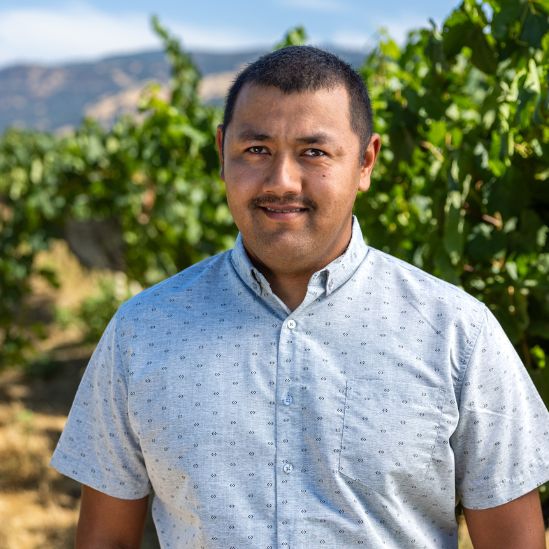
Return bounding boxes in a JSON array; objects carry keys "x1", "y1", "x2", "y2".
[
  {"x1": 283, "y1": 463, "x2": 293, "y2": 474},
  {"x1": 283, "y1": 395, "x2": 293, "y2": 406},
  {"x1": 287, "y1": 319, "x2": 296, "y2": 329}
]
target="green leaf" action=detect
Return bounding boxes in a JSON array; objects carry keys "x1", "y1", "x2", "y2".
[
  {"x1": 519, "y1": 11, "x2": 549, "y2": 49},
  {"x1": 443, "y1": 190, "x2": 465, "y2": 265},
  {"x1": 434, "y1": 246, "x2": 461, "y2": 284},
  {"x1": 530, "y1": 345, "x2": 547, "y2": 368},
  {"x1": 379, "y1": 38, "x2": 400, "y2": 59},
  {"x1": 468, "y1": 26, "x2": 498, "y2": 74},
  {"x1": 274, "y1": 27, "x2": 308, "y2": 49},
  {"x1": 491, "y1": 1, "x2": 527, "y2": 40},
  {"x1": 442, "y1": 13, "x2": 473, "y2": 58}
]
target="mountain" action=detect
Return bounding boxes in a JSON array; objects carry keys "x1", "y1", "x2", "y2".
[{"x1": 0, "y1": 47, "x2": 366, "y2": 134}]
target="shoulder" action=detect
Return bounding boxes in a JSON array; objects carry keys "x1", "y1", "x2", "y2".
[
  {"x1": 116, "y1": 249, "x2": 232, "y2": 326},
  {"x1": 366, "y1": 247, "x2": 483, "y2": 306},
  {"x1": 363, "y1": 246, "x2": 487, "y2": 333}
]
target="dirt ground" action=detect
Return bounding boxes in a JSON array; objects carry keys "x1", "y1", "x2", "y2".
[
  {"x1": 0, "y1": 241, "x2": 155, "y2": 548},
  {"x1": 0, "y1": 353, "x2": 161, "y2": 549}
]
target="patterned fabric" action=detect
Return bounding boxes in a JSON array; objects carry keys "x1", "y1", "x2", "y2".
[{"x1": 51, "y1": 217, "x2": 549, "y2": 549}]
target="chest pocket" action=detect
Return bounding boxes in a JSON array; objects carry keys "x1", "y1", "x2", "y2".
[{"x1": 338, "y1": 378, "x2": 444, "y2": 492}]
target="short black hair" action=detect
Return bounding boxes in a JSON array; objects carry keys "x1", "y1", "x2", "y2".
[{"x1": 222, "y1": 45, "x2": 373, "y2": 156}]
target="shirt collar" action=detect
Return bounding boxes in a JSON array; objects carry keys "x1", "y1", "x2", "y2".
[{"x1": 230, "y1": 216, "x2": 369, "y2": 299}]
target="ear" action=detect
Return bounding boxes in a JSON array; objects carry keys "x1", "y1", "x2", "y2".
[
  {"x1": 358, "y1": 133, "x2": 381, "y2": 192},
  {"x1": 216, "y1": 124, "x2": 225, "y2": 180}
]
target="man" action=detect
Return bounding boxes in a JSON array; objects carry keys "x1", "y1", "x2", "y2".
[{"x1": 52, "y1": 46, "x2": 549, "y2": 548}]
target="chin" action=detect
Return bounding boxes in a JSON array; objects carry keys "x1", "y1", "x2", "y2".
[{"x1": 261, "y1": 240, "x2": 319, "y2": 269}]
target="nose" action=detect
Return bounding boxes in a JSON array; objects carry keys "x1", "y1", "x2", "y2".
[{"x1": 263, "y1": 153, "x2": 302, "y2": 195}]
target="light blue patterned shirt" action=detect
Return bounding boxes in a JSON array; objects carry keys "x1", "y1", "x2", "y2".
[{"x1": 52, "y1": 217, "x2": 549, "y2": 548}]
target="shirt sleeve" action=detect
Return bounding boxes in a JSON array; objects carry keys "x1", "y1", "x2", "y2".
[
  {"x1": 452, "y1": 306, "x2": 549, "y2": 509},
  {"x1": 50, "y1": 311, "x2": 151, "y2": 499}
]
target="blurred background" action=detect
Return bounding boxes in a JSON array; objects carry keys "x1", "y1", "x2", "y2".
[{"x1": 0, "y1": 0, "x2": 548, "y2": 547}]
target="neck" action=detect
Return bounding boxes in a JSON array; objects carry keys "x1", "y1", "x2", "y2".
[
  {"x1": 243, "y1": 220, "x2": 355, "y2": 311},
  {"x1": 245, "y1": 250, "x2": 315, "y2": 310},
  {"x1": 262, "y1": 268, "x2": 311, "y2": 311}
]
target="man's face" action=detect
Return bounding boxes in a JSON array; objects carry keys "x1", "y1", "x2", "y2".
[{"x1": 217, "y1": 83, "x2": 379, "y2": 277}]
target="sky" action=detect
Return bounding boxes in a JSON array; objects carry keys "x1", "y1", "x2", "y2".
[{"x1": 0, "y1": 0, "x2": 459, "y2": 68}]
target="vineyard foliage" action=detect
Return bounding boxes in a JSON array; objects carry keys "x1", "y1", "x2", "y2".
[{"x1": 0, "y1": 1, "x2": 548, "y2": 404}]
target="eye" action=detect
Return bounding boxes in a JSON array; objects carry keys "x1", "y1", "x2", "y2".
[
  {"x1": 246, "y1": 146, "x2": 268, "y2": 154},
  {"x1": 303, "y1": 148, "x2": 326, "y2": 157}
]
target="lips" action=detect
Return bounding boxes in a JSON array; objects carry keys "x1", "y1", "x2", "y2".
[
  {"x1": 253, "y1": 196, "x2": 314, "y2": 210},
  {"x1": 257, "y1": 204, "x2": 310, "y2": 221},
  {"x1": 262, "y1": 206, "x2": 308, "y2": 213},
  {"x1": 251, "y1": 196, "x2": 315, "y2": 221}
]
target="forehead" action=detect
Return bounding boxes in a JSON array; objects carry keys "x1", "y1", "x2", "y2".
[{"x1": 228, "y1": 83, "x2": 354, "y2": 137}]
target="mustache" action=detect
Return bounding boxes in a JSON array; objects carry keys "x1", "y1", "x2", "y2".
[{"x1": 251, "y1": 195, "x2": 316, "y2": 209}]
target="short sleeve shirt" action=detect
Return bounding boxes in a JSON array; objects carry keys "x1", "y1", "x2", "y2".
[{"x1": 51, "y1": 217, "x2": 549, "y2": 548}]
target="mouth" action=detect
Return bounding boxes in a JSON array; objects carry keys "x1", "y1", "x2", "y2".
[
  {"x1": 262, "y1": 206, "x2": 308, "y2": 213},
  {"x1": 258, "y1": 205, "x2": 310, "y2": 220}
]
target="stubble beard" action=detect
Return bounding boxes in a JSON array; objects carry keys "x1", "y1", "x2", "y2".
[{"x1": 248, "y1": 219, "x2": 323, "y2": 276}]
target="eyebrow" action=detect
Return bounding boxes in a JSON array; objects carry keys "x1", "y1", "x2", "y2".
[
  {"x1": 236, "y1": 129, "x2": 271, "y2": 141},
  {"x1": 295, "y1": 132, "x2": 332, "y2": 145},
  {"x1": 235, "y1": 129, "x2": 334, "y2": 145}
]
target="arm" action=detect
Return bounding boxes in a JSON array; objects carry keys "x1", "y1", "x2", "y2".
[
  {"x1": 75, "y1": 485, "x2": 149, "y2": 549},
  {"x1": 463, "y1": 489, "x2": 546, "y2": 549}
]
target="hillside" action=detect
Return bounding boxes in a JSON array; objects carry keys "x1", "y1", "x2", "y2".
[{"x1": 0, "y1": 47, "x2": 365, "y2": 133}]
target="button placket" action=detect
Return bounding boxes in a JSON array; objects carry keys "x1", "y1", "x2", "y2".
[{"x1": 276, "y1": 315, "x2": 300, "y2": 546}]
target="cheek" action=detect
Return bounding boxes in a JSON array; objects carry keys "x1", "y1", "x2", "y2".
[
  {"x1": 225, "y1": 186, "x2": 254, "y2": 227},
  {"x1": 225, "y1": 188, "x2": 244, "y2": 211},
  {"x1": 225, "y1": 161, "x2": 263, "y2": 191}
]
